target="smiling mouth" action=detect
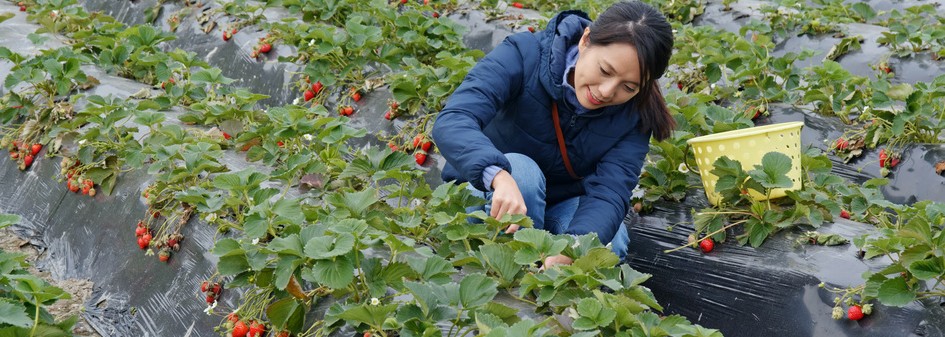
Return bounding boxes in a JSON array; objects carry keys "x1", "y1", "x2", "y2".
[{"x1": 586, "y1": 87, "x2": 604, "y2": 105}]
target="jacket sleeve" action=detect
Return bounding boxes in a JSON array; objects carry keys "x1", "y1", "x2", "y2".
[
  {"x1": 431, "y1": 35, "x2": 528, "y2": 191},
  {"x1": 564, "y1": 127, "x2": 651, "y2": 244}
]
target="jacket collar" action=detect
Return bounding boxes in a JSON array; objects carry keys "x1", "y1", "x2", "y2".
[{"x1": 539, "y1": 10, "x2": 590, "y2": 102}]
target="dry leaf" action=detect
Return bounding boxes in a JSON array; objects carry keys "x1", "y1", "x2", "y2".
[{"x1": 935, "y1": 161, "x2": 945, "y2": 175}]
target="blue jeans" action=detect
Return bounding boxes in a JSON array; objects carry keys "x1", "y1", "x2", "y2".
[{"x1": 465, "y1": 153, "x2": 630, "y2": 259}]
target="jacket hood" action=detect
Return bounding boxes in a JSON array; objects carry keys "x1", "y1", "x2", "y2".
[{"x1": 538, "y1": 10, "x2": 591, "y2": 102}]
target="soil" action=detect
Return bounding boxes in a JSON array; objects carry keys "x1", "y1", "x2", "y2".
[{"x1": 0, "y1": 228, "x2": 101, "y2": 337}]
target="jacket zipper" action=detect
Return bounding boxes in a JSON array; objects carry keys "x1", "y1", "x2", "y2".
[{"x1": 569, "y1": 114, "x2": 577, "y2": 127}]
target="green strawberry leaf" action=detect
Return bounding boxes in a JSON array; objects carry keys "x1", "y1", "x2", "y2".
[
  {"x1": 309, "y1": 257, "x2": 354, "y2": 289},
  {"x1": 908, "y1": 257, "x2": 945, "y2": 281},
  {"x1": 459, "y1": 273, "x2": 498, "y2": 308},
  {"x1": 0, "y1": 300, "x2": 32, "y2": 327},
  {"x1": 877, "y1": 277, "x2": 916, "y2": 306},
  {"x1": 748, "y1": 152, "x2": 794, "y2": 190}
]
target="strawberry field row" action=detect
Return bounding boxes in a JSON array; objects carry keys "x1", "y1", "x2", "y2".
[{"x1": 1, "y1": 0, "x2": 723, "y2": 336}]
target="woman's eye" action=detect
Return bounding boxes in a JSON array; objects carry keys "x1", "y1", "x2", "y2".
[
  {"x1": 600, "y1": 67, "x2": 609, "y2": 76},
  {"x1": 625, "y1": 86, "x2": 636, "y2": 92}
]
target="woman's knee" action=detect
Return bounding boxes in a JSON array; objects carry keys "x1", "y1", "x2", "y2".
[{"x1": 504, "y1": 153, "x2": 545, "y2": 194}]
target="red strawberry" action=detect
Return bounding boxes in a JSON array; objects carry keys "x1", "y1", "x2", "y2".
[
  {"x1": 223, "y1": 30, "x2": 232, "y2": 41},
  {"x1": 889, "y1": 157, "x2": 900, "y2": 168},
  {"x1": 412, "y1": 134, "x2": 423, "y2": 148},
  {"x1": 699, "y1": 238, "x2": 714, "y2": 253},
  {"x1": 232, "y1": 321, "x2": 249, "y2": 337},
  {"x1": 69, "y1": 181, "x2": 80, "y2": 193},
  {"x1": 401, "y1": 0, "x2": 407, "y2": 3},
  {"x1": 227, "y1": 312, "x2": 240, "y2": 323},
  {"x1": 223, "y1": 132, "x2": 232, "y2": 140},
  {"x1": 848, "y1": 305, "x2": 864, "y2": 321},
  {"x1": 81, "y1": 186, "x2": 90, "y2": 195},
  {"x1": 364, "y1": 332, "x2": 372, "y2": 337},
  {"x1": 384, "y1": 110, "x2": 393, "y2": 120},
  {"x1": 23, "y1": 155, "x2": 33, "y2": 168},
  {"x1": 312, "y1": 81, "x2": 323, "y2": 94},
  {"x1": 303, "y1": 90, "x2": 315, "y2": 102},
  {"x1": 30, "y1": 144, "x2": 41, "y2": 155},
  {"x1": 340, "y1": 106, "x2": 354, "y2": 116},
  {"x1": 528, "y1": 26, "x2": 535, "y2": 33},
  {"x1": 258, "y1": 43, "x2": 272, "y2": 53},
  {"x1": 414, "y1": 151, "x2": 427, "y2": 165},
  {"x1": 423, "y1": 0, "x2": 429, "y2": 4},
  {"x1": 390, "y1": 101, "x2": 399, "y2": 110},
  {"x1": 142, "y1": 232, "x2": 152, "y2": 246},
  {"x1": 248, "y1": 321, "x2": 265, "y2": 337},
  {"x1": 512, "y1": 2, "x2": 524, "y2": 8},
  {"x1": 212, "y1": 283, "x2": 222, "y2": 295},
  {"x1": 840, "y1": 210, "x2": 850, "y2": 219},
  {"x1": 432, "y1": 11, "x2": 439, "y2": 18},
  {"x1": 277, "y1": 141, "x2": 284, "y2": 147},
  {"x1": 834, "y1": 138, "x2": 848, "y2": 150},
  {"x1": 19, "y1": 5, "x2": 26, "y2": 11},
  {"x1": 205, "y1": 294, "x2": 215, "y2": 304},
  {"x1": 351, "y1": 91, "x2": 362, "y2": 102},
  {"x1": 276, "y1": 331, "x2": 290, "y2": 337},
  {"x1": 421, "y1": 140, "x2": 432, "y2": 152},
  {"x1": 879, "y1": 149, "x2": 888, "y2": 167},
  {"x1": 677, "y1": 82, "x2": 683, "y2": 90},
  {"x1": 232, "y1": 28, "x2": 238, "y2": 35},
  {"x1": 10, "y1": 151, "x2": 17, "y2": 160},
  {"x1": 158, "y1": 249, "x2": 170, "y2": 262},
  {"x1": 167, "y1": 237, "x2": 178, "y2": 247},
  {"x1": 138, "y1": 237, "x2": 148, "y2": 249},
  {"x1": 135, "y1": 226, "x2": 147, "y2": 237},
  {"x1": 387, "y1": 142, "x2": 398, "y2": 151},
  {"x1": 161, "y1": 78, "x2": 175, "y2": 89},
  {"x1": 201, "y1": 281, "x2": 209, "y2": 292}
]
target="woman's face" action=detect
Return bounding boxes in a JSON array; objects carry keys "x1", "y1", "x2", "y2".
[{"x1": 574, "y1": 27, "x2": 642, "y2": 110}]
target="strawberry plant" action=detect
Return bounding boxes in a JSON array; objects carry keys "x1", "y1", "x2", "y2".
[
  {"x1": 676, "y1": 151, "x2": 836, "y2": 249},
  {"x1": 0, "y1": 214, "x2": 79, "y2": 336},
  {"x1": 875, "y1": 5, "x2": 945, "y2": 58},
  {"x1": 47, "y1": 95, "x2": 150, "y2": 195},
  {"x1": 799, "y1": 60, "x2": 870, "y2": 119}
]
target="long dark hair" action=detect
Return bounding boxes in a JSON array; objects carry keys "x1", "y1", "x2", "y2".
[{"x1": 588, "y1": 1, "x2": 675, "y2": 141}]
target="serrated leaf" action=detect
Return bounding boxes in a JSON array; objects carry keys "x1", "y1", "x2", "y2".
[
  {"x1": 459, "y1": 273, "x2": 498, "y2": 308},
  {"x1": 310, "y1": 257, "x2": 354, "y2": 289},
  {"x1": 877, "y1": 277, "x2": 916, "y2": 306},
  {"x1": 0, "y1": 300, "x2": 32, "y2": 327},
  {"x1": 908, "y1": 257, "x2": 944, "y2": 281},
  {"x1": 304, "y1": 233, "x2": 355, "y2": 259}
]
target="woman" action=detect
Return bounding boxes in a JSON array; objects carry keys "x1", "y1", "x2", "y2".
[{"x1": 432, "y1": 1, "x2": 675, "y2": 266}]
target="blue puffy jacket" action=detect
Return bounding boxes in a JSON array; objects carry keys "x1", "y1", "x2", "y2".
[{"x1": 431, "y1": 10, "x2": 651, "y2": 244}]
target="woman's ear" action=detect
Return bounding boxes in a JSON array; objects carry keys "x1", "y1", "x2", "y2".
[{"x1": 579, "y1": 27, "x2": 591, "y2": 52}]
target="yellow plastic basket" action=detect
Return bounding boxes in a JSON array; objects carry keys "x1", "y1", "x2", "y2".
[{"x1": 687, "y1": 121, "x2": 805, "y2": 206}]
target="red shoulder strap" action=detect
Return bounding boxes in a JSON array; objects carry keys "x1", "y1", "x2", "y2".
[{"x1": 551, "y1": 102, "x2": 581, "y2": 180}]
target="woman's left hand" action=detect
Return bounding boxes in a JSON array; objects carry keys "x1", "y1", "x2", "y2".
[{"x1": 542, "y1": 254, "x2": 573, "y2": 269}]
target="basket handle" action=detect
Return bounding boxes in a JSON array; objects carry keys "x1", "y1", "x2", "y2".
[{"x1": 684, "y1": 143, "x2": 700, "y2": 177}]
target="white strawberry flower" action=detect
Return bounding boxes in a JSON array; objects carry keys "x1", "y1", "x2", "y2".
[
  {"x1": 204, "y1": 299, "x2": 218, "y2": 315},
  {"x1": 677, "y1": 163, "x2": 690, "y2": 174},
  {"x1": 308, "y1": 39, "x2": 316, "y2": 47},
  {"x1": 78, "y1": 139, "x2": 86, "y2": 145},
  {"x1": 251, "y1": 238, "x2": 259, "y2": 245},
  {"x1": 567, "y1": 307, "x2": 579, "y2": 319},
  {"x1": 303, "y1": 134, "x2": 313, "y2": 141},
  {"x1": 370, "y1": 297, "x2": 380, "y2": 306},
  {"x1": 205, "y1": 213, "x2": 217, "y2": 222},
  {"x1": 292, "y1": 97, "x2": 302, "y2": 105}
]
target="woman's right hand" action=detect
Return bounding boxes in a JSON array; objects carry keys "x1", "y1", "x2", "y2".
[{"x1": 490, "y1": 170, "x2": 525, "y2": 234}]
